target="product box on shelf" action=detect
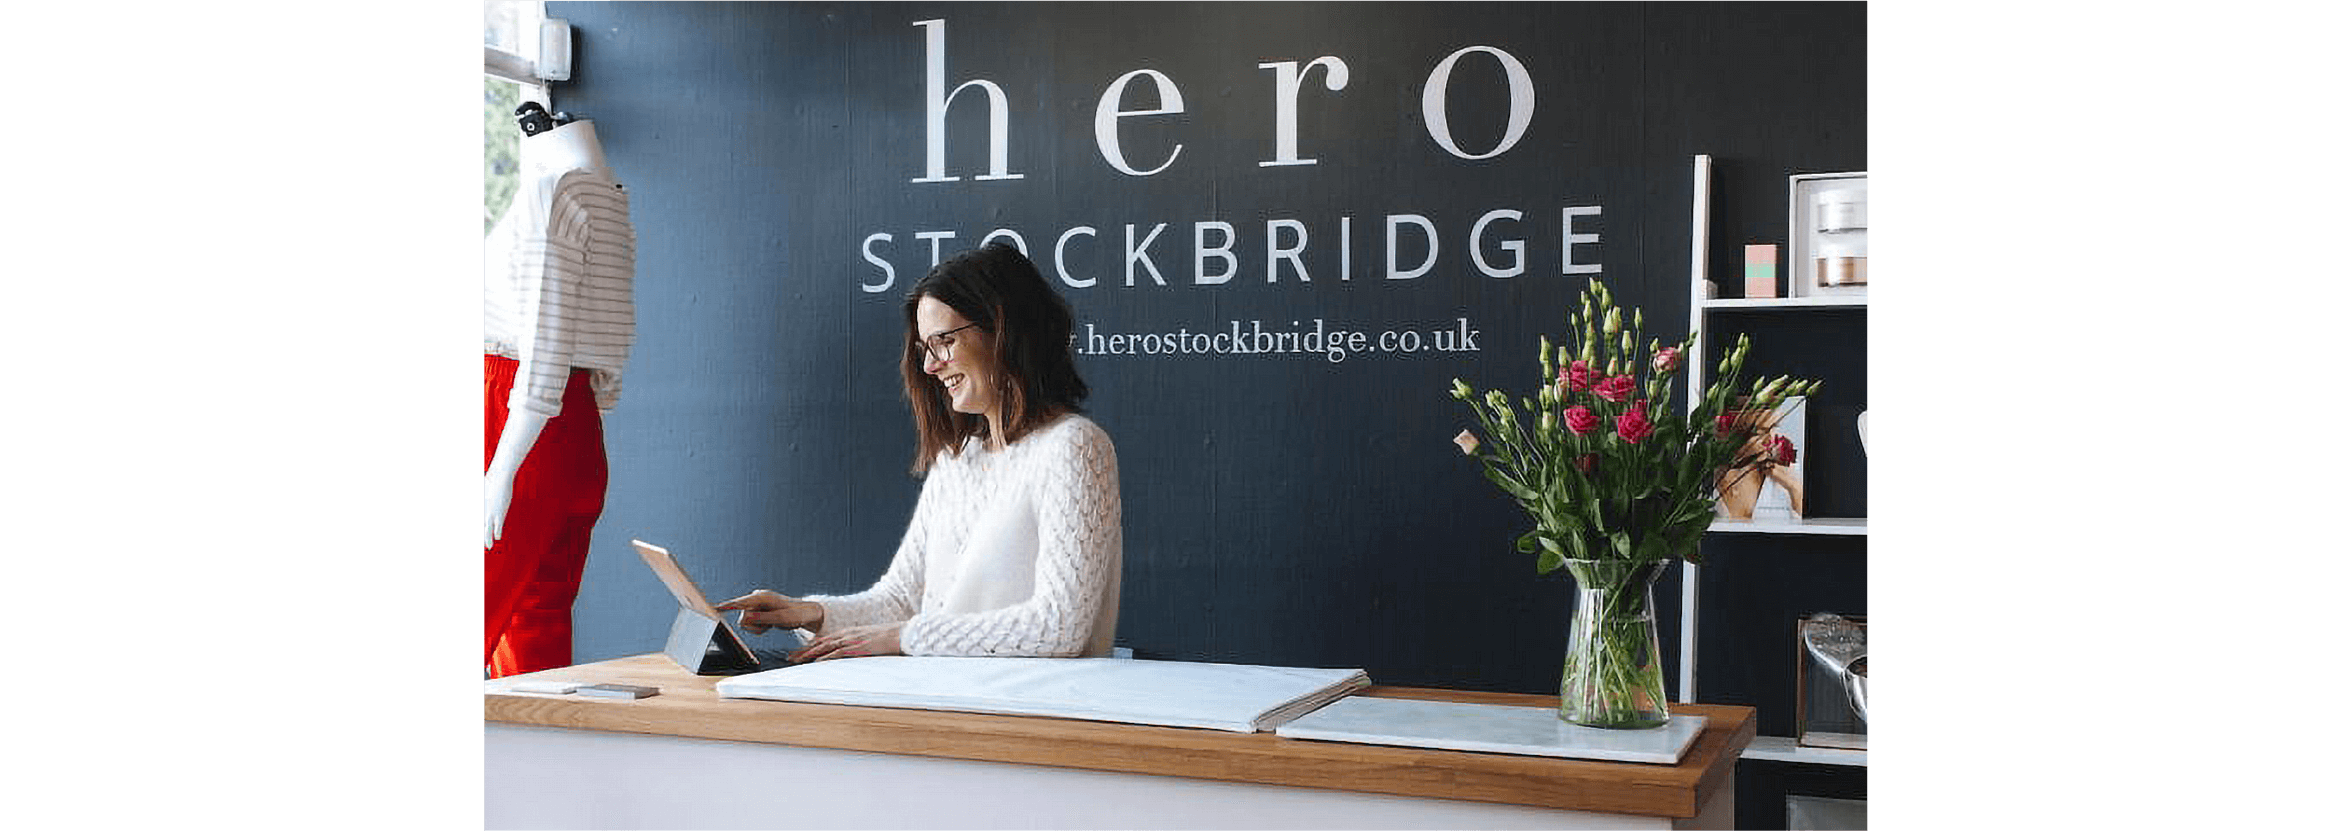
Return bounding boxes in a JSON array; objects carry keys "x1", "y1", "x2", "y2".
[{"x1": 1796, "y1": 614, "x2": 1867, "y2": 750}]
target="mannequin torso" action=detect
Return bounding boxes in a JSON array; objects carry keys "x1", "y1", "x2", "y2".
[{"x1": 484, "y1": 118, "x2": 621, "y2": 547}]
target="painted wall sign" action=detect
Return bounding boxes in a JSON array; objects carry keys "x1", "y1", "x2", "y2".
[{"x1": 859, "y1": 16, "x2": 1601, "y2": 375}]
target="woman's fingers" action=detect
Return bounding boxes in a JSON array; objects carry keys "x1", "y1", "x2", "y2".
[
  {"x1": 796, "y1": 636, "x2": 844, "y2": 663},
  {"x1": 788, "y1": 623, "x2": 899, "y2": 663},
  {"x1": 715, "y1": 589, "x2": 779, "y2": 611}
]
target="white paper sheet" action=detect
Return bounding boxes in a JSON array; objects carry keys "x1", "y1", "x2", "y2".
[{"x1": 714, "y1": 656, "x2": 1369, "y2": 732}]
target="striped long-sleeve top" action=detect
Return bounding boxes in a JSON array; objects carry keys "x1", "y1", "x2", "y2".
[{"x1": 484, "y1": 167, "x2": 636, "y2": 415}]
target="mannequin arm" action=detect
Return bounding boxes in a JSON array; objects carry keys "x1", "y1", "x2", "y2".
[{"x1": 484, "y1": 408, "x2": 550, "y2": 548}]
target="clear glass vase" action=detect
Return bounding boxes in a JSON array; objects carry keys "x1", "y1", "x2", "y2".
[{"x1": 1559, "y1": 558, "x2": 1673, "y2": 729}]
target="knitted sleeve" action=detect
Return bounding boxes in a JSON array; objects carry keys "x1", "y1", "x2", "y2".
[
  {"x1": 899, "y1": 421, "x2": 1122, "y2": 657},
  {"x1": 799, "y1": 468, "x2": 937, "y2": 637}
]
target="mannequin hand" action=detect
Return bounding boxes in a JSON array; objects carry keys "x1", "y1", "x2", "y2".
[
  {"x1": 715, "y1": 590, "x2": 825, "y2": 634},
  {"x1": 484, "y1": 410, "x2": 544, "y2": 549},
  {"x1": 484, "y1": 473, "x2": 516, "y2": 549},
  {"x1": 794, "y1": 623, "x2": 905, "y2": 663}
]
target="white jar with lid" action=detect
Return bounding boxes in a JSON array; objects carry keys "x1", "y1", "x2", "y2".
[{"x1": 1815, "y1": 189, "x2": 1867, "y2": 233}]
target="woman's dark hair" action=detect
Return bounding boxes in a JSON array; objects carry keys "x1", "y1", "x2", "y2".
[{"x1": 901, "y1": 242, "x2": 1088, "y2": 473}]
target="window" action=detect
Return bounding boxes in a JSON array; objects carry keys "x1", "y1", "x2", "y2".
[{"x1": 484, "y1": 1, "x2": 551, "y2": 234}]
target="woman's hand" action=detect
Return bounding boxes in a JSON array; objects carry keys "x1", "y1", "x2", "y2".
[
  {"x1": 714, "y1": 590, "x2": 824, "y2": 634},
  {"x1": 794, "y1": 623, "x2": 905, "y2": 663}
]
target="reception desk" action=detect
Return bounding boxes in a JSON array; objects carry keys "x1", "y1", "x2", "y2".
[{"x1": 485, "y1": 654, "x2": 1754, "y2": 829}]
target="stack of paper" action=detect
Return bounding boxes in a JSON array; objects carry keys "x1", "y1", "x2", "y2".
[{"x1": 714, "y1": 656, "x2": 1369, "y2": 733}]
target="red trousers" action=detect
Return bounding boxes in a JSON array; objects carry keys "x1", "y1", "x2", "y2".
[{"x1": 485, "y1": 354, "x2": 608, "y2": 678}]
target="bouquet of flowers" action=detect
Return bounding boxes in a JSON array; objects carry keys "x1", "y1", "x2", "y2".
[
  {"x1": 1449, "y1": 278, "x2": 1820, "y2": 728},
  {"x1": 1450, "y1": 278, "x2": 1819, "y2": 572}
]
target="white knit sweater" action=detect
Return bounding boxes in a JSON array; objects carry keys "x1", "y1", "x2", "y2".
[{"x1": 803, "y1": 414, "x2": 1123, "y2": 657}]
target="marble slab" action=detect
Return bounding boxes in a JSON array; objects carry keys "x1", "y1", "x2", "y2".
[{"x1": 1274, "y1": 696, "x2": 1707, "y2": 764}]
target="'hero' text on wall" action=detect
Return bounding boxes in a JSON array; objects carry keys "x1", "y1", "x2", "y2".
[{"x1": 859, "y1": 19, "x2": 1604, "y2": 293}]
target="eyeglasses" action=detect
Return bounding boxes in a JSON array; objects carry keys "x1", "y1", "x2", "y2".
[{"x1": 918, "y1": 322, "x2": 985, "y2": 363}]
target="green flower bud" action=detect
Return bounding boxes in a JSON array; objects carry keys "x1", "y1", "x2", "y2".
[
  {"x1": 1452, "y1": 378, "x2": 1473, "y2": 400},
  {"x1": 1486, "y1": 389, "x2": 1511, "y2": 412},
  {"x1": 1603, "y1": 307, "x2": 1622, "y2": 336},
  {"x1": 1634, "y1": 308, "x2": 1644, "y2": 333},
  {"x1": 1539, "y1": 409, "x2": 1557, "y2": 434}
]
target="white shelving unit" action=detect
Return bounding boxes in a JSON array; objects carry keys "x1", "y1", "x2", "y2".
[
  {"x1": 1700, "y1": 296, "x2": 1867, "y2": 310},
  {"x1": 1739, "y1": 735, "x2": 1867, "y2": 767},
  {"x1": 1708, "y1": 517, "x2": 1866, "y2": 535},
  {"x1": 1678, "y1": 155, "x2": 1868, "y2": 767}
]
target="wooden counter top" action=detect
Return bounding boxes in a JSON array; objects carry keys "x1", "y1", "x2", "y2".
[{"x1": 486, "y1": 654, "x2": 1755, "y2": 819}]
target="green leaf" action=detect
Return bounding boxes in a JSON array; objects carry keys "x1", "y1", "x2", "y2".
[
  {"x1": 1537, "y1": 548, "x2": 1565, "y2": 574},
  {"x1": 1483, "y1": 466, "x2": 1538, "y2": 501}
]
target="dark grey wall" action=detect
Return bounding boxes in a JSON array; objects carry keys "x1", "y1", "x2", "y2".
[{"x1": 543, "y1": 7, "x2": 1864, "y2": 801}]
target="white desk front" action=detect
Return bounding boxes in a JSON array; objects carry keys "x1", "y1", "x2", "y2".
[{"x1": 485, "y1": 654, "x2": 1752, "y2": 829}]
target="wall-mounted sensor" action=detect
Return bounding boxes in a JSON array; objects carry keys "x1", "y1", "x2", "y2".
[{"x1": 536, "y1": 18, "x2": 572, "y2": 82}]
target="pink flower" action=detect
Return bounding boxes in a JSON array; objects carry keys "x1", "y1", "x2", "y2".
[
  {"x1": 1594, "y1": 375, "x2": 1636, "y2": 402},
  {"x1": 1564, "y1": 405, "x2": 1600, "y2": 435},
  {"x1": 1715, "y1": 413, "x2": 1737, "y2": 437},
  {"x1": 1616, "y1": 400, "x2": 1654, "y2": 443},
  {"x1": 1770, "y1": 435, "x2": 1797, "y2": 466},
  {"x1": 1652, "y1": 346, "x2": 1682, "y2": 373},
  {"x1": 1561, "y1": 360, "x2": 1598, "y2": 392}
]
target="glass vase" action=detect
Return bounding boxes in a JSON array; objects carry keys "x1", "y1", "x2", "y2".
[{"x1": 1559, "y1": 558, "x2": 1673, "y2": 729}]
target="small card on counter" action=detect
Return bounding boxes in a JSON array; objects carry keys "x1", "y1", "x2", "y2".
[
  {"x1": 575, "y1": 683, "x2": 659, "y2": 700},
  {"x1": 507, "y1": 680, "x2": 587, "y2": 695}
]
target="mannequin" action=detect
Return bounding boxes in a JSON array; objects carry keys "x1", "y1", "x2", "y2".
[
  {"x1": 486, "y1": 105, "x2": 610, "y2": 544},
  {"x1": 484, "y1": 103, "x2": 635, "y2": 677}
]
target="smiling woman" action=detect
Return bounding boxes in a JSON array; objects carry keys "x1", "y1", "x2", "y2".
[
  {"x1": 718, "y1": 243, "x2": 1124, "y2": 662},
  {"x1": 900, "y1": 243, "x2": 1093, "y2": 470}
]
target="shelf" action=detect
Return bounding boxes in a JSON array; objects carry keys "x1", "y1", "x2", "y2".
[
  {"x1": 1741, "y1": 735, "x2": 1867, "y2": 767},
  {"x1": 1707, "y1": 517, "x2": 1867, "y2": 535},
  {"x1": 1700, "y1": 295, "x2": 1867, "y2": 310}
]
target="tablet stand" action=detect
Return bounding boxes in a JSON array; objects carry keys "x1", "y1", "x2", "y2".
[{"x1": 663, "y1": 608, "x2": 762, "y2": 675}]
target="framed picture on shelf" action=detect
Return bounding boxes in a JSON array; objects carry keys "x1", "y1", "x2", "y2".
[
  {"x1": 1716, "y1": 395, "x2": 1806, "y2": 521},
  {"x1": 1787, "y1": 172, "x2": 1867, "y2": 300}
]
